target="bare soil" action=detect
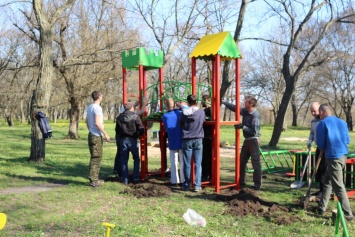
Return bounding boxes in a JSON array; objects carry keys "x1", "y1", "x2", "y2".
[
  {"x1": 109, "y1": 176, "x2": 301, "y2": 226},
  {"x1": 108, "y1": 141, "x2": 307, "y2": 226}
]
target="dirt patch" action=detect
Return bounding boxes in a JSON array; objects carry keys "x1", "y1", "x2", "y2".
[
  {"x1": 115, "y1": 176, "x2": 300, "y2": 225},
  {"x1": 119, "y1": 178, "x2": 173, "y2": 198},
  {"x1": 216, "y1": 188, "x2": 301, "y2": 225}
]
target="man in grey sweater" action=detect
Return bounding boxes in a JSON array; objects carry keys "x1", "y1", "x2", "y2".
[
  {"x1": 180, "y1": 94, "x2": 206, "y2": 192},
  {"x1": 222, "y1": 96, "x2": 262, "y2": 190}
]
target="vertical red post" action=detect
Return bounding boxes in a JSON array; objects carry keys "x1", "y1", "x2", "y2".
[
  {"x1": 139, "y1": 65, "x2": 147, "y2": 179},
  {"x1": 235, "y1": 58, "x2": 241, "y2": 189},
  {"x1": 211, "y1": 58, "x2": 217, "y2": 188},
  {"x1": 122, "y1": 68, "x2": 127, "y2": 103},
  {"x1": 191, "y1": 57, "x2": 197, "y2": 95},
  {"x1": 159, "y1": 68, "x2": 166, "y2": 177},
  {"x1": 214, "y1": 55, "x2": 221, "y2": 193},
  {"x1": 190, "y1": 57, "x2": 197, "y2": 187}
]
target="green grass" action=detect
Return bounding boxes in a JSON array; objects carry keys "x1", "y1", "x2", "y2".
[{"x1": 0, "y1": 121, "x2": 355, "y2": 236}]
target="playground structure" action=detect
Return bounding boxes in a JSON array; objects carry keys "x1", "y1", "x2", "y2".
[{"x1": 121, "y1": 32, "x2": 242, "y2": 193}]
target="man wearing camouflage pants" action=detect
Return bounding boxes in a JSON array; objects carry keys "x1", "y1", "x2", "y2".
[{"x1": 86, "y1": 91, "x2": 110, "y2": 187}]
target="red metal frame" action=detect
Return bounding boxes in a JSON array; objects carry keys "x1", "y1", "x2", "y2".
[
  {"x1": 190, "y1": 56, "x2": 241, "y2": 193},
  {"x1": 122, "y1": 50, "x2": 241, "y2": 192}
]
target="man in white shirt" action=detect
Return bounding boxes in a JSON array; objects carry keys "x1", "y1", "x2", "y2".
[{"x1": 86, "y1": 91, "x2": 110, "y2": 187}]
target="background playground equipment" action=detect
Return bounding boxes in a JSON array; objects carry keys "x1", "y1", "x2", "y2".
[
  {"x1": 0, "y1": 213, "x2": 6, "y2": 230},
  {"x1": 246, "y1": 149, "x2": 294, "y2": 174},
  {"x1": 121, "y1": 31, "x2": 242, "y2": 193},
  {"x1": 142, "y1": 81, "x2": 211, "y2": 121},
  {"x1": 290, "y1": 149, "x2": 311, "y2": 189}
]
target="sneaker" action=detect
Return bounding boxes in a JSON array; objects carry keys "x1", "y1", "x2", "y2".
[
  {"x1": 345, "y1": 216, "x2": 353, "y2": 221},
  {"x1": 89, "y1": 180, "x2": 104, "y2": 187},
  {"x1": 317, "y1": 208, "x2": 325, "y2": 215},
  {"x1": 122, "y1": 178, "x2": 129, "y2": 185},
  {"x1": 114, "y1": 170, "x2": 121, "y2": 179},
  {"x1": 181, "y1": 185, "x2": 191, "y2": 191},
  {"x1": 251, "y1": 185, "x2": 260, "y2": 190},
  {"x1": 133, "y1": 179, "x2": 140, "y2": 184},
  {"x1": 194, "y1": 187, "x2": 202, "y2": 192}
]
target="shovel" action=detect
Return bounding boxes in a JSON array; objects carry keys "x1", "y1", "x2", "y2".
[
  {"x1": 299, "y1": 150, "x2": 323, "y2": 210},
  {"x1": 290, "y1": 149, "x2": 311, "y2": 189}
]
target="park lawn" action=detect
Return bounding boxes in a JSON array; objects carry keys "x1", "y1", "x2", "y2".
[{"x1": 0, "y1": 121, "x2": 355, "y2": 236}]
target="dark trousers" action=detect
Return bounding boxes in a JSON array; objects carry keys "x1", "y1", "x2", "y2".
[
  {"x1": 240, "y1": 138, "x2": 262, "y2": 187},
  {"x1": 113, "y1": 135, "x2": 122, "y2": 176},
  {"x1": 315, "y1": 147, "x2": 327, "y2": 191},
  {"x1": 202, "y1": 138, "x2": 212, "y2": 180}
]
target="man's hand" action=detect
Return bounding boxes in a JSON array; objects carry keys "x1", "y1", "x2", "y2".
[
  {"x1": 307, "y1": 141, "x2": 312, "y2": 150},
  {"x1": 234, "y1": 123, "x2": 243, "y2": 129},
  {"x1": 104, "y1": 133, "x2": 111, "y2": 142}
]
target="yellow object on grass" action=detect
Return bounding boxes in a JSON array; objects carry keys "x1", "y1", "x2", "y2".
[
  {"x1": 102, "y1": 222, "x2": 115, "y2": 237},
  {"x1": 0, "y1": 213, "x2": 6, "y2": 230}
]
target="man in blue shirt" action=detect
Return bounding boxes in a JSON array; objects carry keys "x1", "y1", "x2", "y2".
[
  {"x1": 162, "y1": 98, "x2": 184, "y2": 186},
  {"x1": 315, "y1": 104, "x2": 353, "y2": 221}
]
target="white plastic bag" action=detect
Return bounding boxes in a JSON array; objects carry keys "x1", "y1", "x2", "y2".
[{"x1": 183, "y1": 208, "x2": 206, "y2": 227}]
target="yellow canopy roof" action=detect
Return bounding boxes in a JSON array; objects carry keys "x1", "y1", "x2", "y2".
[{"x1": 189, "y1": 32, "x2": 242, "y2": 61}]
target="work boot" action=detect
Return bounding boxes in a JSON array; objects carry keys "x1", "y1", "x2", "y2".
[{"x1": 89, "y1": 179, "x2": 104, "y2": 187}]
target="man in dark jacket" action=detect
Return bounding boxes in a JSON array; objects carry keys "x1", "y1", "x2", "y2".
[
  {"x1": 222, "y1": 96, "x2": 261, "y2": 190},
  {"x1": 116, "y1": 101, "x2": 145, "y2": 184},
  {"x1": 180, "y1": 94, "x2": 205, "y2": 192}
]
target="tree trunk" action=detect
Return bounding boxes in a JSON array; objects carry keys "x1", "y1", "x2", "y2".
[
  {"x1": 20, "y1": 99, "x2": 26, "y2": 123},
  {"x1": 6, "y1": 115, "x2": 13, "y2": 127},
  {"x1": 30, "y1": 1, "x2": 54, "y2": 162},
  {"x1": 344, "y1": 103, "x2": 353, "y2": 131},
  {"x1": 66, "y1": 96, "x2": 81, "y2": 139},
  {"x1": 346, "y1": 112, "x2": 353, "y2": 131},
  {"x1": 291, "y1": 93, "x2": 297, "y2": 127},
  {"x1": 269, "y1": 76, "x2": 295, "y2": 148},
  {"x1": 29, "y1": 92, "x2": 46, "y2": 162},
  {"x1": 53, "y1": 109, "x2": 57, "y2": 123}
]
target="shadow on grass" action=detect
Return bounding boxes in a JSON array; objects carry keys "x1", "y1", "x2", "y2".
[{"x1": 1, "y1": 156, "x2": 89, "y2": 185}]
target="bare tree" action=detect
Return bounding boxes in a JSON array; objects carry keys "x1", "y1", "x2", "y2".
[
  {"x1": 254, "y1": 0, "x2": 355, "y2": 148},
  {"x1": 53, "y1": 0, "x2": 138, "y2": 139},
  {"x1": 220, "y1": 0, "x2": 254, "y2": 99},
  {"x1": 28, "y1": 0, "x2": 76, "y2": 162}
]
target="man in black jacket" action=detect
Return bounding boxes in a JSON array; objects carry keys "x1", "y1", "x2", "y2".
[{"x1": 116, "y1": 101, "x2": 145, "y2": 184}]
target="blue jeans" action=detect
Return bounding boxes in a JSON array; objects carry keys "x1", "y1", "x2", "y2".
[
  {"x1": 113, "y1": 135, "x2": 121, "y2": 176},
  {"x1": 182, "y1": 138, "x2": 203, "y2": 189},
  {"x1": 120, "y1": 138, "x2": 140, "y2": 183}
]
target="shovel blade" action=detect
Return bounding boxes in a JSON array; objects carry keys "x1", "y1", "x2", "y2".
[
  {"x1": 290, "y1": 181, "x2": 305, "y2": 189},
  {"x1": 299, "y1": 196, "x2": 310, "y2": 209}
]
